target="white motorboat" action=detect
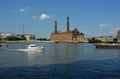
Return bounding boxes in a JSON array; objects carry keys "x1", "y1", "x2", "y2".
[
  {"x1": 24, "y1": 44, "x2": 45, "y2": 51},
  {"x1": 1, "y1": 44, "x2": 45, "y2": 52}
]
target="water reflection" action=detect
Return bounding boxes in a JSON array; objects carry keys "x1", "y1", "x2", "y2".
[
  {"x1": 1, "y1": 43, "x2": 120, "y2": 79},
  {"x1": 0, "y1": 43, "x2": 120, "y2": 68},
  {"x1": 26, "y1": 51, "x2": 44, "y2": 59},
  {"x1": 51, "y1": 43, "x2": 71, "y2": 64},
  {"x1": 24, "y1": 51, "x2": 45, "y2": 66},
  {"x1": 51, "y1": 43, "x2": 87, "y2": 64}
]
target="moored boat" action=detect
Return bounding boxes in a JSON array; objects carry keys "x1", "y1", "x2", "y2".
[{"x1": 95, "y1": 43, "x2": 120, "y2": 49}]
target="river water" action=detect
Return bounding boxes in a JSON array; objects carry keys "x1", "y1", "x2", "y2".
[{"x1": 0, "y1": 43, "x2": 120, "y2": 79}]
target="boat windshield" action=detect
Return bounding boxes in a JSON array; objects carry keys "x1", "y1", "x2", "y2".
[
  {"x1": 28, "y1": 44, "x2": 37, "y2": 47},
  {"x1": 30, "y1": 46, "x2": 36, "y2": 47}
]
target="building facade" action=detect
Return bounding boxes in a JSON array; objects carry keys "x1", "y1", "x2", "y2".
[
  {"x1": 95, "y1": 36, "x2": 117, "y2": 43},
  {"x1": 0, "y1": 33, "x2": 36, "y2": 41},
  {"x1": 50, "y1": 17, "x2": 85, "y2": 42},
  {"x1": 117, "y1": 30, "x2": 120, "y2": 42},
  {"x1": 24, "y1": 34, "x2": 36, "y2": 40},
  {"x1": 0, "y1": 32, "x2": 15, "y2": 41}
]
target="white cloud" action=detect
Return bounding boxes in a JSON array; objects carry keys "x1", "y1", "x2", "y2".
[
  {"x1": 19, "y1": 7, "x2": 30, "y2": 13},
  {"x1": 109, "y1": 27, "x2": 120, "y2": 35},
  {"x1": 19, "y1": 8, "x2": 26, "y2": 12},
  {"x1": 32, "y1": 13, "x2": 54, "y2": 20},
  {"x1": 99, "y1": 24, "x2": 108, "y2": 27},
  {"x1": 40, "y1": 14, "x2": 51, "y2": 20},
  {"x1": 109, "y1": 24, "x2": 114, "y2": 26},
  {"x1": 99, "y1": 24, "x2": 114, "y2": 27},
  {"x1": 32, "y1": 16, "x2": 37, "y2": 19},
  {"x1": 113, "y1": 27, "x2": 120, "y2": 31}
]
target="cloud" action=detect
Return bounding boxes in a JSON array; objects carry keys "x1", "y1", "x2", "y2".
[
  {"x1": 19, "y1": 8, "x2": 26, "y2": 12},
  {"x1": 108, "y1": 27, "x2": 120, "y2": 35},
  {"x1": 99, "y1": 24, "x2": 114, "y2": 27},
  {"x1": 19, "y1": 7, "x2": 30, "y2": 13},
  {"x1": 99, "y1": 24, "x2": 108, "y2": 27},
  {"x1": 32, "y1": 13, "x2": 54, "y2": 20},
  {"x1": 40, "y1": 14, "x2": 51, "y2": 20},
  {"x1": 32, "y1": 16, "x2": 37, "y2": 19},
  {"x1": 113, "y1": 27, "x2": 120, "y2": 31}
]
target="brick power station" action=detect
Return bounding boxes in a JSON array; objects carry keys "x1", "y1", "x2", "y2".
[{"x1": 50, "y1": 17, "x2": 85, "y2": 42}]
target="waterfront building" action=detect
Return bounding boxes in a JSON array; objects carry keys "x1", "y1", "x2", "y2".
[
  {"x1": 95, "y1": 36, "x2": 117, "y2": 43},
  {"x1": 0, "y1": 32, "x2": 15, "y2": 37},
  {"x1": 0, "y1": 35, "x2": 8, "y2": 41},
  {"x1": 50, "y1": 17, "x2": 85, "y2": 42},
  {"x1": 0, "y1": 32, "x2": 15, "y2": 41},
  {"x1": 117, "y1": 30, "x2": 120, "y2": 42},
  {"x1": 0, "y1": 33, "x2": 36, "y2": 41},
  {"x1": 24, "y1": 34, "x2": 36, "y2": 40}
]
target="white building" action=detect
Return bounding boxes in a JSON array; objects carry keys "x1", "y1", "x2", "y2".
[
  {"x1": 117, "y1": 30, "x2": 120, "y2": 42},
  {"x1": 0, "y1": 32, "x2": 15, "y2": 41},
  {"x1": 0, "y1": 32, "x2": 15, "y2": 37},
  {"x1": 24, "y1": 34, "x2": 36, "y2": 40}
]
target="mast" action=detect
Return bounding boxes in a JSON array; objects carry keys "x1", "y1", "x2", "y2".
[{"x1": 22, "y1": 25, "x2": 24, "y2": 35}]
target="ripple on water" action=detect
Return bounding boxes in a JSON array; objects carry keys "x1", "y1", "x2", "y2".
[{"x1": 0, "y1": 59, "x2": 120, "y2": 79}]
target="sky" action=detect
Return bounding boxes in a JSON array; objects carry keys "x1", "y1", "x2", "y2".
[{"x1": 0, "y1": 0, "x2": 120, "y2": 38}]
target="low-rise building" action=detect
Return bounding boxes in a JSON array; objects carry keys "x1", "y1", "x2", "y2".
[
  {"x1": 24, "y1": 34, "x2": 35, "y2": 40},
  {"x1": 0, "y1": 32, "x2": 15, "y2": 37},
  {"x1": 0, "y1": 32, "x2": 15, "y2": 41},
  {"x1": 95, "y1": 36, "x2": 117, "y2": 43},
  {"x1": 117, "y1": 30, "x2": 120, "y2": 42},
  {"x1": 0, "y1": 33, "x2": 36, "y2": 41}
]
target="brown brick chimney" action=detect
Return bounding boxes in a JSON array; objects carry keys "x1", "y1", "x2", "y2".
[
  {"x1": 66, "y1": 16, "x2": 69, "y2": 32},
  {"x1": 54, "y1": 20, "x2": 57, "y2": 33}
]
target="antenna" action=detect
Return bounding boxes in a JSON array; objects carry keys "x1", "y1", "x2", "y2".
[{"x1": 22, "y1": 25, "x2": 25, "y2": 35}]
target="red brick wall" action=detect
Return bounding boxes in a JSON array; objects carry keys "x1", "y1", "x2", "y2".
[{"x1": 50, "y1": 32, "x2": 73, "y2": 41}]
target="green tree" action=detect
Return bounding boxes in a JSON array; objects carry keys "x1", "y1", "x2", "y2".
[
  {"x1": 37, "y1": 38, "x2": 49, "y2": 41},
  {"x1": 88, "y1": 38, "x2": 102, "y2": 43}
]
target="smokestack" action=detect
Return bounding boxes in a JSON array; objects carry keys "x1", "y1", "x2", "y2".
[
  {"x1": 54, "y1": 20, "x2": 57, "y2": 33},
  {"x1": 66, "y1": 16, "x2": 69, "y2": 32}
]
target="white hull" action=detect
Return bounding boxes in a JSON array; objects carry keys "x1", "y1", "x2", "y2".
[
  {"x1": 0, "y1": 44, "x2": 45, "y2": 52},
  {"x1": 16, "y1": 48, "x2": 44, "y2": 52},
  {"x1": 2, "y1": 48, "x2": 44, "y2": 52}
]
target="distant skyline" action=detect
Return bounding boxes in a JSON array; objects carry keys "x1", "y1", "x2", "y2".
[{"x1": 0, "y1": 0, "x2": 120, "y2": 38}]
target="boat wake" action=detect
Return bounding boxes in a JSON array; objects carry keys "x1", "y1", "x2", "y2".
[{"x1": 0, "y1": 44, "x2": 45, "y2": 52}]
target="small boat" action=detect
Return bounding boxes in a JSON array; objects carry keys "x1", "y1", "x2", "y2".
[
  {"x1": 95, "y1": 43, "x2": 120, "y2": 49},
  {"x1": 18, "y1": 44, "x2": 45, "y2": 52},
  {"x1": 24, "y1": 44, "x2": 45, "y2": 51},
  {"x1": 2, "y1": 44, "x2": 45, "y2": 52}
]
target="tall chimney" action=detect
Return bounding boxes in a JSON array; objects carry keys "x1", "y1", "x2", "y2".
[
  {"x1": 66, "y1": 16, "x2": 69, "y2": 32},
  {"x1": 54, "y1": 20, "x2": 57, "y2": 33}
]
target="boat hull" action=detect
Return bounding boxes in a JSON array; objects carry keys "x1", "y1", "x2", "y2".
[
  {"x1": 0, "y1": 44, "x2": 45, "y2": 52},
  {"x1": 95, "y1": 43, "x2": 120, "y2": 49},
  {"x1": 0, "y1": 48, "x2": 44, "y2": 52}
]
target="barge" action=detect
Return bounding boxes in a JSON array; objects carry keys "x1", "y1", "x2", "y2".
[{"x1": 95, "y1": 43, "x2": 120, "y2": 49}]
